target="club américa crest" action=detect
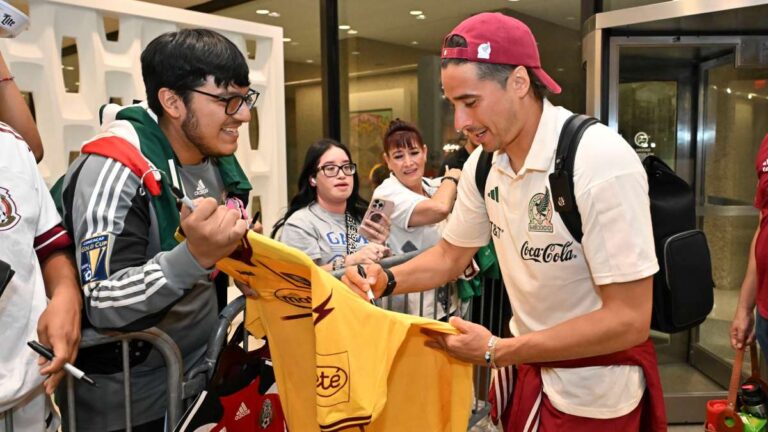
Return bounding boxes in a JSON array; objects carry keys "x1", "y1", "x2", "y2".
[
  {"x1": 527, "y1": 187, "x2": 553, "y2": 233},
  {"x1": 0, "y1": 187, "x2": 20, "y2": 231}
]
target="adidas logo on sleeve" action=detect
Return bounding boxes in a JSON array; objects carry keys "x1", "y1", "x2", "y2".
[{"x1": 234, "y1": 402, "x2": 251, "y2": 421}]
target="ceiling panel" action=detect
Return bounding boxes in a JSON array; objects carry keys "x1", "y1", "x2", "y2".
[{"x1": 141, "y1": 0, "x2": 580, "y2": 63}]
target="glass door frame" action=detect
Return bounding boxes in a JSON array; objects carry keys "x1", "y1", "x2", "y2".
[
  {"x1": 606, "y1": 35, "x2": 745, "y2": 422},
  {"x1": 690, "y1": 52, "x2": 765, "y2": 386}
]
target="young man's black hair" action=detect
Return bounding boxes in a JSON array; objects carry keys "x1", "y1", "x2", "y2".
[{"x1": 140, "y1": 28, "x2": 250, "y2": 117}]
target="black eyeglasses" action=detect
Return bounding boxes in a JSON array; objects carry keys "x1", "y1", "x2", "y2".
[
  {"x1": 317, "y1": 163, "x2": 357, "y2": 177},
  {"x1": 189, "y1": 88, "x2": 260, "y2": 115}
]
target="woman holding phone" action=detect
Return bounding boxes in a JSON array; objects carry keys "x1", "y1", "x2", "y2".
[
  {"x1": 372, "y1": 119, "x2": 462, "y2": 319},
  {"x1": 272, "y1": 138, "x2": 390, "y2": 271}
]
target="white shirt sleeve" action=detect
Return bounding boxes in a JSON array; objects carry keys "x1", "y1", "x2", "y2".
[
  {"x1": 29, "y1": 148, "x2": 63, "y2": 237},
  {"x1": 442, "y1": 147, "x2": 492, "y2": 248},
  {"x1": 574, "y1": 126, "x2": 659, "y2": 286}
]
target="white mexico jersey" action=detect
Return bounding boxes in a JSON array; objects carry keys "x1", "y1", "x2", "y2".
[{"x1": 443, "y1": 100, "x2": 658, "y2": 419}]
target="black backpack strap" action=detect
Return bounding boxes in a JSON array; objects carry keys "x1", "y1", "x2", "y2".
[
  {"x1": 549, "y1": 114, "x2": 599, "y2": 243},
  {"x1": 475, "y1": 150, "x2": 494, "y2": 199}
]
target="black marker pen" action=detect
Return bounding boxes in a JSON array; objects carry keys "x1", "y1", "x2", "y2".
[
  {"x1": 170, "y1": 185, "x2": 196, "y2": 211},
  {"x1": 357, "y1": 265, "x2": 377, "y2": 305},
  {"x1": 27, "y1": 341, "x2": 96, "y2": 386}
]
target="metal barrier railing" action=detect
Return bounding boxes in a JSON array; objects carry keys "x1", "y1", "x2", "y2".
[
  {"x1": 63, "y1": 327, "x2": 184, "y2": 432},
  {"x1": 3, "y1": 408, "x2": 11, "y2": 431},
  {"x1": 3, "y1": 253, "x2": 506, "y2": 431},
  {"x1": 13, "y1": 296, "x2": 246, "y2": 432},
  {"x1": 1, "y1": 326, "x2": 184, "y2": 432},
  {"x1": 183, "y1": 296, "x2": 246, "y2": 397}
]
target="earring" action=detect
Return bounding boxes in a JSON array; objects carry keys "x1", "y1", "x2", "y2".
[{"x1": 309, "y1": 178, "x2": 316, "y2": 186}]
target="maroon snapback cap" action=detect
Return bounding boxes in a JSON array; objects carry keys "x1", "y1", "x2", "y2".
[{"x1": 441, "y1": 12, "x2": 561, "y2": 94}]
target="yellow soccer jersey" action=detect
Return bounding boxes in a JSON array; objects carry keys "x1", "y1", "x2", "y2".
[{"x1": 217, "y1": 232, "x2": 473, "y2": 432}]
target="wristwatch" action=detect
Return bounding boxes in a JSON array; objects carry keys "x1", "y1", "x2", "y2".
[{"x1": 381, "y1": 267, "x2": 397, "y2": 297}]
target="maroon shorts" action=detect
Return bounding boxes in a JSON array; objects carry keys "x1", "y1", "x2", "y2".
[{"x1": 537, "y1": 393, "x2": 643, "y2": 432}]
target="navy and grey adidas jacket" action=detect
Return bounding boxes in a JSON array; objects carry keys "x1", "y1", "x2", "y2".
[{"x1": 58, "y1": 118, "x2": 221, "y2": 431}]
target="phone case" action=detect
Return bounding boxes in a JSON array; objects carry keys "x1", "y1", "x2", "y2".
[
  {"x1": 362, "y1": 199, "x2": 394, "y2": 224},
  {"x1": 359, "y1": 198, "x2": 394, "y2": 239}
]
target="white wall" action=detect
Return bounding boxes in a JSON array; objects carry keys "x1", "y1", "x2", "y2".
[{"x1": 0, "y1": 0, "x2": 287, "y2": 230}]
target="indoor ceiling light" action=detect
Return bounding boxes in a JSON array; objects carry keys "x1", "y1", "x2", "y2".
[
  {"x1": 726, "y1": 88, "x2": 732, "y2": 94},
  {"x1": 283, "y1": 37, "x2": 291, "y2": 42},
  {"x1": 409, "y1": 10, "x2": 423, "y2": 15},
  {"x1": 351, "y1": 51, "x2": 360, "y2": 55},
  {"x1": 347, "y1": 29, "x2": 358, "y2": 34},
  {"x1": 268, "y1": 12, "x2": 280, "y2": 17},
  {"x1": 410, "y1": 41, "x2": 419, "y2": 45},
  {"x1": 339, "y1": 24, "x2": 351, "y2": 30},
  {"x1": 290, "y1": 41, "x2": 299, "y2": 46},
  {"x1": 416, "y1": 14, "x2": 426, "y2": 20},
  {"x1": 306, "y1": 59, "x2": 314, "y2": 63},
  {"x1": 256, "y1": 9, "x2": 269, "y2": 14}
]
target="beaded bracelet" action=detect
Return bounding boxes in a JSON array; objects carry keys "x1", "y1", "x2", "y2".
[{"x1": 0, "y1": 76, "x2": 14, "y2": 84}]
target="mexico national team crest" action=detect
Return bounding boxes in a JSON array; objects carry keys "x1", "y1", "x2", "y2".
[
  {"x1": 528, "y1": 187, "x2": 554, "y2": 233},
  {"x1": 0, "y1": 187, "x2": 20, "y2": 231},
  {"x1": 259, "y1": 398, "x2": 273, "y2": 429}
]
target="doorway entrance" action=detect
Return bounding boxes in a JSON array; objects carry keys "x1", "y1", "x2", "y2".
[{"x1": 608, "y1": 35, "x2": 768, "y2": 423}]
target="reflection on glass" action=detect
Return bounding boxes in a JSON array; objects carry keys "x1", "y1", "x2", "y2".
[
  {"x1": 703, "y1": 65, "x2": 768, "y2": 207},
  {"x1": 61, "y1": 36, "x2": 79, "y2": 94},
  {"x1": 618, "y1": 81, "x2": 677, "y2": 168},
  {"x1": 696, "y1": 61, "x2": 768, "y2": 369},
  {"x1": 249, "y1": 106, "x2": 259, "y2": 151},
  {"x1": 698, "y1": 215, "x2": 757, "y2": 366},
  {"x1": 102, "y1": 15, "x2": 119, "y2": 42}
]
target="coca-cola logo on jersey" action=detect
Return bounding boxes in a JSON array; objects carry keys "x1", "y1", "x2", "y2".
[{"x1": 520, "y1": 241, "x2": 577, "y2": 263}]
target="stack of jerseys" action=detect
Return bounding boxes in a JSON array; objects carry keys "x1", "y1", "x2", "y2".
[{"x1": 216, "y1": 232, "x2": 473, "y2": 432}]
